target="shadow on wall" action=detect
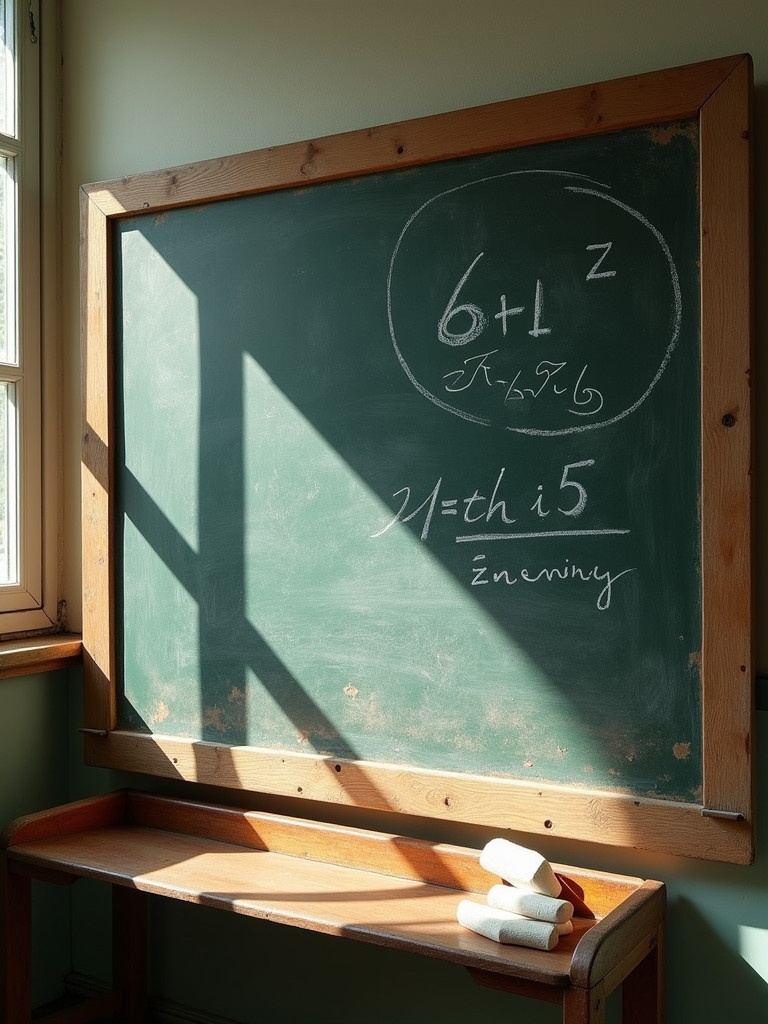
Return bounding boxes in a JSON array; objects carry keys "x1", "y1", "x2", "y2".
[
  {"x1": 667, "y1": 898, "x2": 768, "y2": 1019},
  {"x1": 147, "y1": 895, "x2": 613, "y2": 1024}
]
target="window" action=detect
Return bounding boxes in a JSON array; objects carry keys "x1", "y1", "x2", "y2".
[{"x1": 0, "y1": 0, "x2": 56, "y2": 635}]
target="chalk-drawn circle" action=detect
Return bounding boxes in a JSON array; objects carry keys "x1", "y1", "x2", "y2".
[{"x1": 387, "y1": 171, "x2": 681, "y2": 435}]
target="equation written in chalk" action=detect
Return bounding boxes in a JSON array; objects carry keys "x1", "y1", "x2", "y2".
[{"x1": 372, "y1": 461, "x2": 635, "y2": 611}]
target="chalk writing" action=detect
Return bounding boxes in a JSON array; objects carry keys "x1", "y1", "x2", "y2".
[
  {"x1": 442, "y1": 352, "x2": 604, "y2": 416},
  {"x1": 437, "y1": 250, "x2": 612, "y2": 417},
  {"x1": 371, "y1": 460, "x2": 625, "y2": 544},
  {"x1": 470, "y1": 554, "x2": 635, "y2": 611},
  {"x1": 437, "y1": 252, "x2": 487, "y2": 347},
  {"x1": 372, "y1": 459, "x2": 634, "y2": 611},
  {"x1": 585, "y1": 242, "x2": 617, "y2": 280},
  {"x1": 387, "y1": 169, "x2": 682, "y2": 435}
]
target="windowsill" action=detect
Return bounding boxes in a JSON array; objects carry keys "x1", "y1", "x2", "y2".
[{"x1": 0, "y1": 633, "x2": 83, "y2": 679}]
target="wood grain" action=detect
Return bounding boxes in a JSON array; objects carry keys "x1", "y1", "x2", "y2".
[
  {"x1": 3, "y1": 792, "x2": 664, "y2": 994},
  {"x1": 699, "y1": 55, "x2": 755, "y2": 822},
  {"x1": 80, "y1": 54, "x2": 754, "y2": 863}
]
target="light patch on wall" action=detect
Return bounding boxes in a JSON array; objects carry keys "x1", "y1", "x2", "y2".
[{"x1": 739, "y1": 925, "x2": 768, "y2": 985}]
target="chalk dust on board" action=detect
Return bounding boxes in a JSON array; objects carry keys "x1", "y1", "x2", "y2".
[
  {"x1": 202, "y1": 706, "x2": 227, "y2": 733},
  {"x1": 148, "y1": 700, "x2": 170, "y2": 727}
]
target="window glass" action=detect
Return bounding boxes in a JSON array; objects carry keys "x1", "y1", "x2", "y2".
[
  {"x1": 0, "y1": 0, "x2": 49, "y2": 631},
  {"x1": 0, "y1": 2, "x2": 15, "y2": 588},
  {"x1": 0, "y1": 1, "x2": 15, "y2": 138},
  {"x1": 0, "y1": 154, "x2": 15, "y2": 365},
  {"x1": 0, "y1": 379, "x2": 17, "y2": 586}
]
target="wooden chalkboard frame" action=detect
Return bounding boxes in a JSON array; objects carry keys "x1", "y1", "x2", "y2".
[{"x1": 81, "y1": 54, "x2": 754, "y2": 863}]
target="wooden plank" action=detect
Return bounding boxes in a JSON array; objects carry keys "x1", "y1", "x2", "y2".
[
  {"x1": 86, "y1": 732, "x2": 754, "y2": 863},
  {"x1": 2, "y1": 790, "x2": 647, "y2": 915},
  {"x1": 112, "y1": 886, "x2": 148, "y2": 1024},
  {"x1": 570, "y1": 881, "x2": 665, "y2": 989},
  {"x1": 0, "y1": 860, "x2": 31, "y2": 1024},
  {"x1": 127, "y1": 790, "x2": 495, "y2": 895},
  {"x1": 1, "y1": 794, "x2": 665, "y2": 1022},
  {"x1": 699, "y1": 55, "x2": 754, "y2": 824},
  {"x1": 82, "y1": 55, "x2": 743, "y2": 219},
  {"x1": 1, "y1": 791, "x2": 127, "y2": 849},
  {"x1": 0, "y1": 634, "x2": 82, "y2": 679},
  {"x1": 4, "y1": 813, "x2": 661, "y2": 993},
  {"x1": 80, "y1": 188, "x2": 115, "y2": 734},
  {"x1": 562, "y1": 980, "x2": 607, "y2": 1024},
  {"x1": 125, "y1": 791, "x2": 642, "y2": 917},
  {"x1": 612, "y1": 927, "x2": 663, "y2": 1024},
  {"x1": 466, "y1": 968, "x2": 564, "y2": 1002},
  {"x1": 7, "y1": 824, "x2": 584, "y2": 986}
]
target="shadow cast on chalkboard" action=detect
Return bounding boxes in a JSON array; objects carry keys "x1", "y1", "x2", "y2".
[
  {"x1": 114, "y1": 136, "x2": 705, "y2": 815},
  {"x1": 120, "y1": 465, "x2": 357, "y2": 759}
]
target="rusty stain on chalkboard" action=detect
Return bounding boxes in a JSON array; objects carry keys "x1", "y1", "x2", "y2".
[
  {"x1": 203, "y1": 706, "x2": 226, "y2": 732},
  {"x1": 647, "y1": 120, "x2": 697, "y2": 146},
  {"x1": 149, "y1": 700, "x2": 170, "y2": 726}
]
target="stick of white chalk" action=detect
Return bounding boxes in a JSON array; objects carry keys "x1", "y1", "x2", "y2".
[
  {"x1": 486, "y1": 883, "x2": 573, "y2": 924},
  {"x1": 556, "y1": 919, "x2": 573, "y2": 936},
  {"x1": 456, "y1": 899, "x2": 559, "y2": 951},
  {"x1": 479, "y1": 838, "x2": 562, "y2": 897}
]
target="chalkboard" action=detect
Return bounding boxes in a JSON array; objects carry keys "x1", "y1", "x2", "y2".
[{"x1": 81, "y1": 55, "x2": 754, "y2": 862}]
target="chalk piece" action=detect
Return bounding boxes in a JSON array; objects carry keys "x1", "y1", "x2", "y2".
[
  {"x1": 479, "y1": 838, "x2": 561, "y2": 897},
  {"x1": 486, "y1": 883, "x2": 573, "y2": 924},
  {"x1": 456, "y1": 899, "x2": 559, "y2": 951},
  {"x1": 556, "y1": 919, "x2": 574, "y2": 936}
]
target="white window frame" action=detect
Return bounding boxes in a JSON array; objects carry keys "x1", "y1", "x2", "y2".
[{"x1": 0, "y1": 0, "x2": 59, "y2": 636}]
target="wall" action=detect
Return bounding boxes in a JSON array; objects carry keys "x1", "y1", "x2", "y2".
[
  {"x1": 0, "y1": 671, "x2": 71, "y2": 1006},
  {"x1": 58, "y1": 2, "x2": 768, "y2": 1021}
]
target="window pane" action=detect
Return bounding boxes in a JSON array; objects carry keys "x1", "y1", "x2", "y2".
[
  {"x1": 0, "y1": 379, "x2": 18, "y2": 585},
  {"x1": 0, "y1": 0, "x2": 14, "y2": 137},
  {"x1": 0, "y1": 154, "x2": 14, "y2": 364},
  {"x1": 0, "y1": 0, "x2": 44, "y2": 626}
]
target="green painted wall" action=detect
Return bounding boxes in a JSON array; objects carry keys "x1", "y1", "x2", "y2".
[
  {"x1": 9, "y1": 0, "x2": 760, "y2": 1020},
  {"x1": 0, "y1": 672, "x2": 70, "y2": 1006}
]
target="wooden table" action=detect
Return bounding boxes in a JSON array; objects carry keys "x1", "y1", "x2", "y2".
[{"x1": 1, "y1": 790, "x2": 665, "y2": 1023}]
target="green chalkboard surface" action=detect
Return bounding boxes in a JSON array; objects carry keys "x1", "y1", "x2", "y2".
[
  {"x1": 82, "y1": 55, "x2": 754, "y2": 861},
  {"x1": 115, "y1": 123, "x2": 701, "y2": 798}
]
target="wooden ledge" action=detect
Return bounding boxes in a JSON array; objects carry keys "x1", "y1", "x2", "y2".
[
  {"x1": 0, "y1": 633, "x2": 82, "y2": 680},
  {"x1": 2, "y1": 791, "x2": 665, "y2": 994}
]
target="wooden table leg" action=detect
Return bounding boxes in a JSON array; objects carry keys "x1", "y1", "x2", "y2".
[
  {"x1": 112, "y1": 886, "x2": 149, "y2": 1024},
  {"x1": 562, "y1": 981, "x2": 607, "y2": 1024},
  {"x1": 1, "y1": 861, "x2": 32, "y2": 1024},
  {"x1": 621, "y1": 924, "x2": 664, "y2": 1024}
]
